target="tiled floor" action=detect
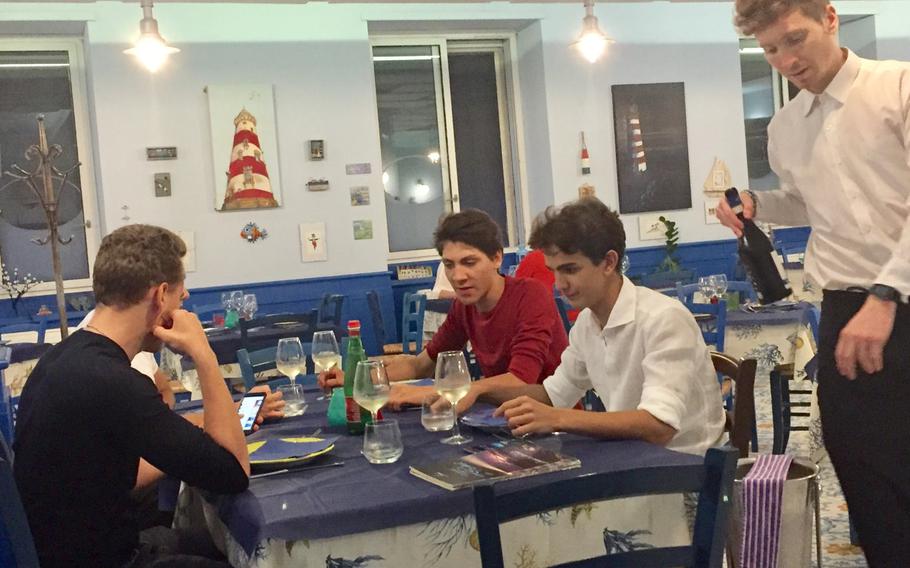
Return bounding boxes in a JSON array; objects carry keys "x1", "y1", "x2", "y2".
[{"x1": 751, "y1": 371, "x2": 867, "y2": 567}]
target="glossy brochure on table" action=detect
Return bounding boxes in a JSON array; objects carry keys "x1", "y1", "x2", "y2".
[{"x1": 409, "y1": 439, "x2": 580, "y2": 491}]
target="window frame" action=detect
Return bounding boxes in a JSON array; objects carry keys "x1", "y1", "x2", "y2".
[
  {"x1": 0, "y1": 36, "x2": 100, "y2": 295},
  {"x1": 371, "y1": 33, "x2": 528, "y2": 262}
]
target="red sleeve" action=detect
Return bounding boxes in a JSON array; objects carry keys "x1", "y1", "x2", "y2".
[
  {"x1": 507, "y1": 281, "x2": 559, "y2": 384},
  {"x1": 515, "y1": 251, "x2": 555, "y2": 289},
  {"x1": 425, "y1": 302, "x2": 468, "y2": 360}
]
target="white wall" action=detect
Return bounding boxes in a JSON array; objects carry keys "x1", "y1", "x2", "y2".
[{"x1": 3, "y1": 0, "x2": 910, "y2": 288}]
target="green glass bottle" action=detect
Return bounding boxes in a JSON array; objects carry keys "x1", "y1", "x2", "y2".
[{"x1": 343, "y1": 320, "x2": 367, "y2": 434}]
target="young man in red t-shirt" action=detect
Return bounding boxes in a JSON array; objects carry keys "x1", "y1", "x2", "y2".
[{"x1": 319, "y1": 209, "x2": 568, "y2": 409}]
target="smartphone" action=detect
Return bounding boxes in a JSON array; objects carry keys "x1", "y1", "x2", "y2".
[{"x1": 238, "y1": 392, "x2": 267, "y2": 435}]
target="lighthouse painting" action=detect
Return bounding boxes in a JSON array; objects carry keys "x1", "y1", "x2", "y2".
[{"x1": 206, "y1": 84, "x2": 282, "y2": 211}]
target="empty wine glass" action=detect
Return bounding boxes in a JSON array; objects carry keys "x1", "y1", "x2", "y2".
[
  {"x1": 276, "y1": 337, "x2": 306, "y2": 386},
  {"x1": 698, "y1": 276, "x2": 717, "y2": 303},
  {"x1": 435, "y1": 350, "x2": 473, "y2": 445},
  {"x1": 312, "y1": 330, "x2": 341, "y2": 401},
  {"x1": 229, "y1": 290, "x2": 244, "y2": 311},
  {"x1": 220, "y1": 292, "x2": 232, "y2": 310},
  {"x1": 242, "y1": 294, "x2": 258, "y2": 320},
  {"x1": 711, "y1": 274, "x2": 728, "y2": 302},
  {"x1": 353, "y1": 361, "x2": 391, "y2": 425}
]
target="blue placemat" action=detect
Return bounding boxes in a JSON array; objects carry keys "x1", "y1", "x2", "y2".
[
  {"x1": 461, "y1": 404, "x2": 508, "y2": 429},
  {"x1": 249, "y1": 436, "x2": 339, "y2": 462}
]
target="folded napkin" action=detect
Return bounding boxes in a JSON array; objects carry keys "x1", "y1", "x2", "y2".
[
  {"x1": 248, "y1": 436, "x2": 338, "y2": 463},
  {"x1": 740, "y1": 454, "x2": 794, "y2": 568}
]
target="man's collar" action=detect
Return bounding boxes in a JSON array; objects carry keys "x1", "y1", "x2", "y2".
[
  {"x1": 800, "y1": 48, "x2": 860, "y2": 116},
  {"x1": 602, "y1": 275, "x2": 637, "y2": 330}
]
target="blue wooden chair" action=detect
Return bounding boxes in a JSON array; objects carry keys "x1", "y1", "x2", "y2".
[
  {"x1": 236, "y1": 344, "x2": 316, "y2": 392},
  {"x1": 239, "y1": 310, "x2": 318, "y2": 352},
  {"x1": 725, "y1": 280, "x2": 758, "y2": 304},
  {"x1": 712, "y1": 352, "x2": 758, "y2": 457},
  {"x1": 473, "y1": 446, "x2": 738, "y2": 567},
  {"x1": 401, "y1": 292, "x2": 427, "y2": 356},
  {"x1": 0, "y1": 316, "x2": 48, "y2": 345},
  {"x1": 317, "y1": 294, "x2": 345, "y2": 328},
  {"x1": 367, "y1": 290, "x2": 404, "y2": 356},
  {"x1": 685, "y1": 300, "x2": 727, "y2": 353},
  {"x1": 675, "y1": 282, "x2": 700, "y2": 304},
  {"x1": 554, "y1": 296, "x2": 572, "y2": 334},
  {"x1": 0, "y1": 450, "x2": 39, "y2": 567}
]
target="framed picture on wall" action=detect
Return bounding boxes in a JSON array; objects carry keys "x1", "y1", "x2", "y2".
[{"x1": 611, "y1": 82, "x2": 692, "y2": 214}]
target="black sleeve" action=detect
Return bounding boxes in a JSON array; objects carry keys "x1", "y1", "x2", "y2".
[{"x1": 105, "y1": 369, "x2": 248, "y2": 494}]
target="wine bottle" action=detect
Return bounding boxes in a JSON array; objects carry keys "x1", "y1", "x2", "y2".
[{"x1": 724, "y1": 188, "x2": 792, "y2": 304}]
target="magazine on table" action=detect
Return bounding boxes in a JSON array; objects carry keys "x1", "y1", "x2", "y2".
[{"x1": 409, "y1": 439, "x2": 581, "y2": 491}]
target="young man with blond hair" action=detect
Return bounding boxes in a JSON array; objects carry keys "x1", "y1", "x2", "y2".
[{"x1": 717, "y1": 0, "x2": 910, "y2": 562}]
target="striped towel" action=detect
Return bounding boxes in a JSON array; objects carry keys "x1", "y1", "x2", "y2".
[{"x1": 740, "y1": 454, "x2": 793, "y2": 567}]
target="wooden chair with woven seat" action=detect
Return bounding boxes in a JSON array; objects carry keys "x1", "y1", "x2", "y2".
[{"x1": 711, "y1": 352, "x2": 757, "y2": 459}]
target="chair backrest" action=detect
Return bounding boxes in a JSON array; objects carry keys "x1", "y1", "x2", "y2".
[
  {"x1": 685, "y1": 300, "x2": 727, "y2": 352},
  {"x1": 239, "y1": 310, "x2": 318, "y2": 351},
  {"x1": 0, "y1": 454, "x2": 39, "y2": 568},
  {"x1": 725, "y1": 280, "x2": 758, "y2": 303},
  {"x1": 365, "y1": 291, "x2": 389, "y2": 355},
  {"x1": 401, "y1": 293, "x2": 427, "y2": 356},
  {"x1": 236, "y1": 343, "x2": 315, "y2": 391},
  {"x1": 473, "y1": 446, "x2": 738, "y2": 568},
  {"x1": 675, "y1": 282, "x2": 700, "y2": 304},
  {"x1": 317, "y1": 293, "x2": 345, "y2": 327},
  {"x1": 554, "y1": 296, "x2": 572, "y2": 334},
  {"x1": 711, "y1": 352, "x2": 757, "y2": 459},
  {"x1": 0, "y1": 316, "x2": 48, "y2": 345}
]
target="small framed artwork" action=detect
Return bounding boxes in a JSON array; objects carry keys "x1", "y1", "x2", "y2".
[
  {"x1": 350, "y1": 186, "x2": 370, "y2": 206},
  {"x1": 300, "y1": 222, "x2": 328, "y2": 262},
  {"x1": 638, "y1": 214, "x2": 665, "y2": 241},
  {"x1": 309, "y1": 140, "x2": 325, "y2": 161},
  {"x1": 353, "y1": 219, "x2": 373, "y2": 240},
  {"x1": 704, "y1": 199, "x2": 721, "y2": 224}
]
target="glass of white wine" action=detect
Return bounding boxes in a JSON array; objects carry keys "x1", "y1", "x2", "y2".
[
  {"x1": 353, "y1": 360, "x2": 391, "y2": 425},
  {"x1": 312, "y1": 330, "x2": 342, "y2": 401},
  {"x1": 276, "y1": 337, "x2": 306, "y2": 385},
  {"x1": 435, "y1": 350, "x2": 473, "y2": 445}
]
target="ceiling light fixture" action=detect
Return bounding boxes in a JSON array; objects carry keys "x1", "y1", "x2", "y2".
[
  {"x1": 573, "y1": 0, "x2": 614, "y2": 63},
  {"x1": 123, "y1": 0, "x2": 179, "y2": 73}
]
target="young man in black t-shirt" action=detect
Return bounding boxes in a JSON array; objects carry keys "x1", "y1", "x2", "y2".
[{"x1": 14, "y1": 225, "x2": 250, "y2": 567}]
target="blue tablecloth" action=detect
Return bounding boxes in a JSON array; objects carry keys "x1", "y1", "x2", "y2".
[{"x1": 196, "y1": 396, "x2": 701, "y2": 556}]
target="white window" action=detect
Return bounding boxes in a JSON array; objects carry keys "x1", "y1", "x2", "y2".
[
  {"x1": 371, "y1": 36, "x2": 524, "y2": 259},
  {"x1": 0, "y1": 38, "x2": 99, "y2": 295}
]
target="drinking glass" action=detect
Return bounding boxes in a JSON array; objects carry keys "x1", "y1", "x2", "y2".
[
  {"x1": 353, "y1": 360, "x2": 391, "y2": 424},
  {"x1": 711, "y1": 274, "x2": 728, "y2": 299},
  {"x1": 277, "y1": 383, "x2": 306, "y2": 417},
  {"x1": 421, "y1": 393, "x2": 455, "y2": 432},
  {"x1": 362, "y1": 419, "x2": 403, "y2": 464},
  {"x1": 276, "y1": 337, "x2": 306, "y2": 385},
  {"x1": 220, "y1": 292, "x2": 232, "y2": 310},
  {"x1": 230, "y1": 290, "x2": 244, "y2": 311},
  {"x1": 312, "y1": 330, "x2": 342, "y2": 401},
  {"x1": 698, "y1": 276, "x2": 717, "y2": 303},
  {"x1": 242, "y1": 294, "x2": 258, "y2": 320},
  {"x1": 435, "y1": 350, "x2": 473, "y2": 445}
]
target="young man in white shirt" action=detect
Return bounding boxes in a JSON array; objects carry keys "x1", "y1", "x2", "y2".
[
  {"x1": 488, "y1": 198, "x2": 725, "y2": 456},
  {"x1": 717, "y1": 0, "x2": 910, "y2": 562}
]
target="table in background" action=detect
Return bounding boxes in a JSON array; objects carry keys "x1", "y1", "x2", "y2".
[
  {"x1": 174, "y1": 395, "x2": 699, "y2": 568},
  {"x1": 423, "y1": 298, "x2": 453, "y2": 343}
]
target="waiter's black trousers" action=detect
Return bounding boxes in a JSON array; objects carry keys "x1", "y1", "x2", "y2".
[{"x1": 817, "y1": 290, "x2": 910, "y2": 567}]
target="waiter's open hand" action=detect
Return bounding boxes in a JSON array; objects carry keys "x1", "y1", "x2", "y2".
[{"x1": 836, "y1": 296, "x2": 896, "y2": 380}]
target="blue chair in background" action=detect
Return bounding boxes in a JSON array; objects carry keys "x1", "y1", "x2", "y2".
[
  {"x1": 239, "y1": 310, "x2": 319, "y2": 352},
  {"x1": 366, "y1": 290, "x2": 403, "y2": 356},
  {"x1": 236, "y1": 343, "x2": 316, "y2": 392},
  {"x1": 473, "y1": 446, "x2": 738, "y2": 567},
  {"x1": 317, "y1": 293, "x2": 345, "y2": 328},
  {"x1": 0, "y1": 315, "x2": 48, "y2": 345},
  {"x1": 401, "y1": 292, "x2": 427, "y2": 356},
  {"x1": 554, "y1": 296, "x2": 572, "y2": 335},
  {"x1": 685, "y1": 299, "x2": 727, "y2": 353},
  {"x1": 675, "y1": 282, "x2": 700, "y2": 304},
  {"x1": 0, "y1": 440, "x2": 39, "y2": 568},
  {"x1": 0, "y1": 347, "x2": 13, "y2": 448},
  {"x1": 725, "y1": 280, "x2": 758, "y2": 304}
]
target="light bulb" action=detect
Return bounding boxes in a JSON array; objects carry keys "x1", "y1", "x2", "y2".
[
  {"x1": 427, "y1": 151, "x2": 441, "y2": 164},
  {"x1": 124, "y1": 34, "x2": 179, "y2": 72},
  {"x1": 572, "y1": 1, "x2": 613, "y2": 63}
]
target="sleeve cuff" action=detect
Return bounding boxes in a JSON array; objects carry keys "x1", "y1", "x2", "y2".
[{"x1": 637, "y1": 387, "x2": 685, "y2": 432}]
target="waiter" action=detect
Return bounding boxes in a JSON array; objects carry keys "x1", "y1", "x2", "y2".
[{"x1": 717, "y1": 0, "x2": 910, "y2": 565}]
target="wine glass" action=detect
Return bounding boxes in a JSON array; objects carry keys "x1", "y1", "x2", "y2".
[
  {"x1": 276, "y1": 337, "x2": 306, "y2": 386},
  {"x1": 230, "y1": 290, "x2": 244, "y2": 311},
  {"x1": 312, "y1": 330, "x2": 341, "y2": 401},
  {"x1": 697, "y1": 276, "x2": 716, "y2": 303},
  {"x1": 242, "y1": 294, "x2": 258, "y2": 320},
  {"x1": 435, "y1": 350, "x2": 473, "y2": 445},
  {"x1": 353, "y1": 361, "x2": 391, "y2": 425},
  {"x1": 220, "y1": 292, "x2": 231, "y2": 310},
  {"x1": 711, "y1": 274, "x2": 728, "y2": 303}
]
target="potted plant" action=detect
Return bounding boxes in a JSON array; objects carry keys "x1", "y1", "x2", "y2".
[{"x1": 641, "y1": 216, "x2": 696, "y2": 289}]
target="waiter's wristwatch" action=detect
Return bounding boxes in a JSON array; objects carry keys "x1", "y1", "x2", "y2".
[{"x1": 868, "y1": 284, "x2": 901, "y2": 303}]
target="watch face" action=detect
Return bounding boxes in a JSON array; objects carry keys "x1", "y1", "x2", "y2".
[{"x1": 871, "y1": 285, "x2": 900, "y2": 302}]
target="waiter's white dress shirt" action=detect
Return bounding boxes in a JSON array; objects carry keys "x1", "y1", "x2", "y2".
[
  {"x1": 758, "y1": 49, "x2": 910, "y2": 297},
  {"x1": 543, "y1": 276, "x2": 726, "y2": 455}
]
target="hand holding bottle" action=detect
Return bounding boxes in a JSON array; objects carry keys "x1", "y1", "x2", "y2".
[{"x1": 716, "y1": 190, "x2": 756, "y2": 238}]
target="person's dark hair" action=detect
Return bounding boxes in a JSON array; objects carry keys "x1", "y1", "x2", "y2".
[
  {"x1": 93, "y1": 224, "x2": 186, "y2": 308},
  {"x1": 528, "y1": 198, "x2": 626, "y2": 265},
  {"x1": 434, "y1": 209, "x2": 503, "y2": 259},
  {"x1": 734, "y1": 0, "x2": 829, "y2": 35}
]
